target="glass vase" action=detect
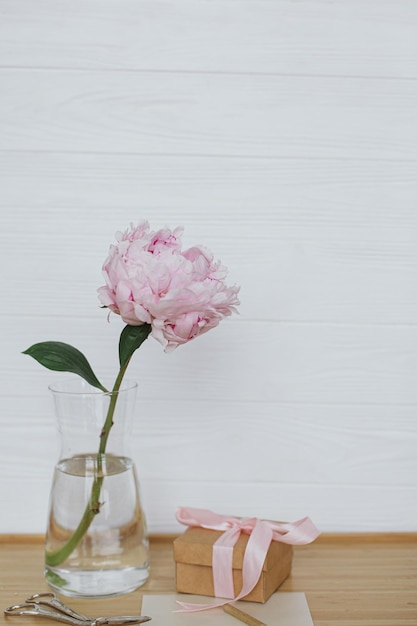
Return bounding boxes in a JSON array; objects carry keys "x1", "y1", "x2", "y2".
[{"x1": 45, "y1": 378, "x2": 150, "y2": 598}]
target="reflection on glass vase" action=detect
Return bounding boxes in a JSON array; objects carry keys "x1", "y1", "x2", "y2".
[{"x1": 45, "y1": 378, "x2": 149, "y2": 598}]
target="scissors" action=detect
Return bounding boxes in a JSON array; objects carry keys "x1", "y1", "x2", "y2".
[{"x1": 4, "y1": 592, "x2": 151, "y2": 625}]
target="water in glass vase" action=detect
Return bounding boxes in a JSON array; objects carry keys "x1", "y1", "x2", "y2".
[{"x1": 45, "y1": 454, "x2": 149, "y2": 598}]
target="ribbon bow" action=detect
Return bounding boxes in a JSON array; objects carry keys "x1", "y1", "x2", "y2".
[{"x1": 175, "y1": 507, "x2": 320, "y2": 612}]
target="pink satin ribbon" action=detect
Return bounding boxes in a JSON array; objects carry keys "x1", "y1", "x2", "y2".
[{"x1": 175, "y1": 507, "x2": 320, "y2": 612}]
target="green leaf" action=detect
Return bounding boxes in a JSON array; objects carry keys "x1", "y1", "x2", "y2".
[
  {"x1": 119, "y1": 324, "x2": 152, "y2": 369},
  {"x1": 23, "y1": 341, "x2": 108, "y2": 392}
]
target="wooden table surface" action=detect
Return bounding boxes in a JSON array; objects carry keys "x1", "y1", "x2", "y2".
[{"x1": 1, "y1": 534, "x2": 416, "y2": 626}]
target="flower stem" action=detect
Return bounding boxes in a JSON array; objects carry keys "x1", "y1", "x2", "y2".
[{"x1": 45, "y1": 360, "x2": 131, "y2": 568}]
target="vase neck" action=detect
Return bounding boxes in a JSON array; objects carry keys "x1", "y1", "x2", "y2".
[{"x1": 49, "y1": 378, "x2": 138, "y2": 460}]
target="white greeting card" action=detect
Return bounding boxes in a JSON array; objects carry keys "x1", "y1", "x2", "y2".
[{"x1": 141, "y1": 593, "x2": 314, "y2": 626}]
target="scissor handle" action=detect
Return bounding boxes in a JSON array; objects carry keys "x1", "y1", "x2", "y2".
[
  {"x1": 26, "y1": 593, "x2": 56, "y2": 602},
  {"x1": 4, "y1": 603, "x2": 86, "y2": 625},
  {"x1": 25, "y1": 593, "x2": 91, "y2": 622},
  {"x1": 5, "y1": 603, "x2": 36, "y2": 616}
]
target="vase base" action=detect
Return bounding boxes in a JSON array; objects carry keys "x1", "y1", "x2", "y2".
[{"x1": 45, "y1": 564, "x2": 150, "y2": 598}]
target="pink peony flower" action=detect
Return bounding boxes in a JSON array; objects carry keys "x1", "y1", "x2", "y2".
[{"x1": 98, "y1": 221, "x2": 240, "y2": 352}]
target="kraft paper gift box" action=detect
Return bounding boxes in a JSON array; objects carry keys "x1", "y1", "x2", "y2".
[{"x1": 173, "y1": 526, "x2": 293, "y2": 603}]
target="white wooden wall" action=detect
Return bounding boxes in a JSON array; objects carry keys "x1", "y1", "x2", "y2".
[{"x1": 1, "y1": 1, "x2": 416, "y2": 535}]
